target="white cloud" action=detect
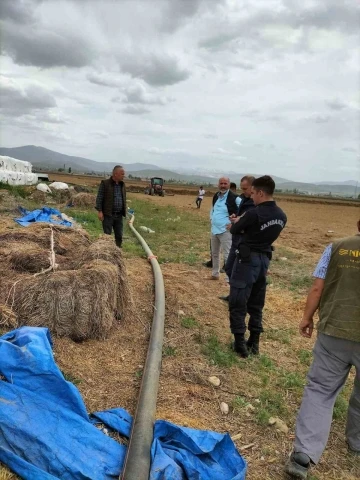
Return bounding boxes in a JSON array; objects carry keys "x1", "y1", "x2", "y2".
[
  {"x1": 121, "y1": 105, "x2": 150, "y2": 115},
  {"x1": 0, "y1": 0, "x2": 359, "y2": 183}
]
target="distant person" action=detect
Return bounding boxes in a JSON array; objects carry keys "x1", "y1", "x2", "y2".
[
  {"x1": 210, "y1": 177, "x2": 241, "y2": 280},
  {"x1": 229, "y1": 175, "x2": 287, "y2": 356},
  {"x1": 220, "y1": 175, "x2": 256, "y2": 302},
  {"x1": 95, "y1": 165, "x2": 126, "y2": 248},
  {"x1": 285, "y1": 219, "x2": 360, "y2": 480},
  {"x1": 230, "y1": 182, "x2": 237, "y2": 193},
  {"x1": 196, "y1": 186, "x2": 206, "y2": 209}
]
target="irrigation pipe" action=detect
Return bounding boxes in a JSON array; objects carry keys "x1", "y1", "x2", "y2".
[{"x1": 121, "y1": 214, "x2": 165, "y2": 480}]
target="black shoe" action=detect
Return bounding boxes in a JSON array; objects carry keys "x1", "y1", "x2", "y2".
[
  {"x1": 247, "y1": 332, "x2": 260, "y2": 355},
  {"x1": 285, "y1": 452, "x2": 311, "y2": 479},
  {"x1": 233, "y1": 335, "x2": 249, "y2": 358},
  {"x1": 347, "y1": 441, "x2": 360, "y2": 456},
  {"x1": 203, "y1": 260, "x2": 212, "y2": 268},
  {"x1": 219, "y1": 295, "x2": 229, "y2": 302}
]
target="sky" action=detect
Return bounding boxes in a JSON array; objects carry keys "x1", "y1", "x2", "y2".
[{"x1": 0, "y1": 0, "x2": 359, "y2": 183}]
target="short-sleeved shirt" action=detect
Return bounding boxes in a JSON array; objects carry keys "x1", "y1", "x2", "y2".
[
  {"x1": 313, "y1": 244, "x2": 332, "y2": 279},
  {"x1": 198, "y1": 189, "x2": 205, "y2": 199}
]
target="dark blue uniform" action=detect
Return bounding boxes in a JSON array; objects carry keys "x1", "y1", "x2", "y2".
[
  {"x1": 225, "y1": 194, "x2": 255, "y2": 279},
  {"x1": 229, "y1": 201, "x2": 287, "y2": 336}
]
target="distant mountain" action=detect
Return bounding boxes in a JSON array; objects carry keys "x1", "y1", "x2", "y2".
[
  {"x1": 316, "y1": 180, "x2": 359, "y2": 186},
  {"x1": 127, "y1": 168, "x2": 225, "y2": 184},
  {"x1": 0, "y1": 145, "x2": 162, "y2": 173},
  {"x1": 278, "y1": 181, "x2": 358, "y2": 196},
  {"x1": 173, "y1": 167, "x2": 291, "y2": 185},
  {"x1": 0, "y1": 145, "x2": 358, "y2": 196}
]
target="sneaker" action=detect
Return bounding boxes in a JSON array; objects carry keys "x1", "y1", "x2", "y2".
[
  {"x1": 220, "y1": 268, "x2": 225, "y2": 273},
  {"x1": 285, "y1": 452, "x2": 311, "y2": 479},
  {"x1": 203, "y1": 260, "x2": 212, "y2": 268},
  {"x1": 210, "y1": 275, "x2": 219, "y2": 280}
]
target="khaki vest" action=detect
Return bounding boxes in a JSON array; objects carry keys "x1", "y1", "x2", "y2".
[{"x1": 317, "y1": 235, "x2": 360, "y2": 342}]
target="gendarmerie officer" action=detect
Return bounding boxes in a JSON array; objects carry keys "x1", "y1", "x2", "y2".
[
  {"x1": 220, "y1": 175, "x2": 256, "y2": 301},
  {"x1": 229, "y1": 175, "x2": 287, "y2": 357}
]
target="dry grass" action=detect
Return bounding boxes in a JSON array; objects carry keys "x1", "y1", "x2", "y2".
[
  {"x1": 30, "y1": 190, "x2": 48, "y2": 203},
  {"x1": 0, "y1": 224, "x2": 134, "y2": 341},
  {"x1": 70, "y1": 192, "x2": 96, "y2": 207},
  {"x1": 0, "y1": 466, "x2": 17, "y2": 480}
]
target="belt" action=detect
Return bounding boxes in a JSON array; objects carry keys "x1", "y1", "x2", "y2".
[{"x1": 251, "y1": 251, "x2": 272, "y2": 259}]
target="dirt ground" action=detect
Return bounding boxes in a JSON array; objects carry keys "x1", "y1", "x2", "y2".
[
  {"x1": 0, "y1": 190, "x2": 359, "y2": 480},
  {"x1": 128, "y1": 192, "x2": 360, "y2": 254}
]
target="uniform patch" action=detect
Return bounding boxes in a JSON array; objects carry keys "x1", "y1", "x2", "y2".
[{"x1": 260, "y1": 219, "x2": 285, "y2": 230}]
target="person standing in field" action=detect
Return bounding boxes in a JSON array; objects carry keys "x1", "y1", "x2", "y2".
[
  {"x1": 210, "y1": 176, "x2": 241, "y2": 280},
  {"x1": 229, "y1": 175, "x2": 287, "y2": 356},
  {"x1": 220, "y1": 175, "x2": 256, "y2": 302},
  {"x1": 95, "y1": 165, "x2": 126, "y2": 248},
  {"x1": 196, "y1": 186, "x2": 206, "y2": 209},
  {"x1": 285, "y1": 219, "x2": 360, "y2": 479}
]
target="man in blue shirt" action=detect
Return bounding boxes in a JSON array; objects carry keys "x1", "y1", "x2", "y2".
[{"x1": 210, "y1": 177, "x2": 241, "y2": 279}]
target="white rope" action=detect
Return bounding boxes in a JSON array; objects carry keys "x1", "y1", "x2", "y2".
[{"x1": 33, "y1": 225, "x2": 58, "y2": 277}]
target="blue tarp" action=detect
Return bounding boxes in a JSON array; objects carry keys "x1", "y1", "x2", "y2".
[
  {"x1": 0, "y1": 327, "x2": 247, "y2": 480},
  {"x1": 15, "y1": 207, "x2": 72, "y2": 227}
]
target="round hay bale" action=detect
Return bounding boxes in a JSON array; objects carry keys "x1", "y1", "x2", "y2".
[
  {"x1": 52, "y1": 189, "x2": 72, "y2": 204},
  {"x1": 83, "y1": 236, "x2": 134, "y2": 318},
  {"x1": 71, "y1": 193, "x2": 96, "y2": 207},
  {"x1": 13, "y1": 260, "x2": 120, "y2": 341},
  {"x1": 31, "y1": 190, "x2": 48, "y2": 203},
  {"x1": 0, "y1": 224, "x2": 90, "y2": 254},
  {"x1": 74, "y1": 185, "x2": 91, "y2": 193},
  {"x1": 9, "y1": 248, "x2": 50, "y2": 273}
]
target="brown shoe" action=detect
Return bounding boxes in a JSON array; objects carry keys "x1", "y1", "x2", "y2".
[{"x1": 210, "y1": 275, "x2": 219, "y2": 280}]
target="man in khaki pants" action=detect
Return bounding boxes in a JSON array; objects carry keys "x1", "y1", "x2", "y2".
[{"x1": 285, "y1": 219, "x2": 360, "y2": 479}]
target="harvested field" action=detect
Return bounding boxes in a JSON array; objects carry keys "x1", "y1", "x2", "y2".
[
  {"x1": 49, "y1": 172, "x2": 359, "y2": 207},
  {"x1": 128, "y1": 192, "x2": 360, "y2": 254}
]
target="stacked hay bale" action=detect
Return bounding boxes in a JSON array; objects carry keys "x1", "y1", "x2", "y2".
[
  {"x1": 70, "y1": 192, "x2": 96, "y2": 208},
  {"x1": 0, "y1": 224, "x2": 133, "y2": 341}
]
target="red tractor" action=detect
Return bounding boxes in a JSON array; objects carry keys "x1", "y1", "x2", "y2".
[{"x1": 145, "y1": 177, "x2": 165, "y2": 196}]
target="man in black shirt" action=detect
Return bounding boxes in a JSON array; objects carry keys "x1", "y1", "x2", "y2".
[{"x1": 229, "y1": 175, "x2": 287, "y2": 357}]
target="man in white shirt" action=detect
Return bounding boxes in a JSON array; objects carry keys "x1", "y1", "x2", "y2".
[{"x1": 196, "y1": 186, "x2": 205, "y2": 209}]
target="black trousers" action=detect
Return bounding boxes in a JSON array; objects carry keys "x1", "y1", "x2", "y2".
[
  {"x1": 228, "y1": 253, "x2": 270, "y2": 335},
  {"x1": 225, "y1": 244, "x2": 237, "y2": 278},
  {"x1": 102, "y1": 214, "x2": 123, "y2": 247},
  {"x1": 196, "y1": 197, "x2": 202, "y2": 208}
]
